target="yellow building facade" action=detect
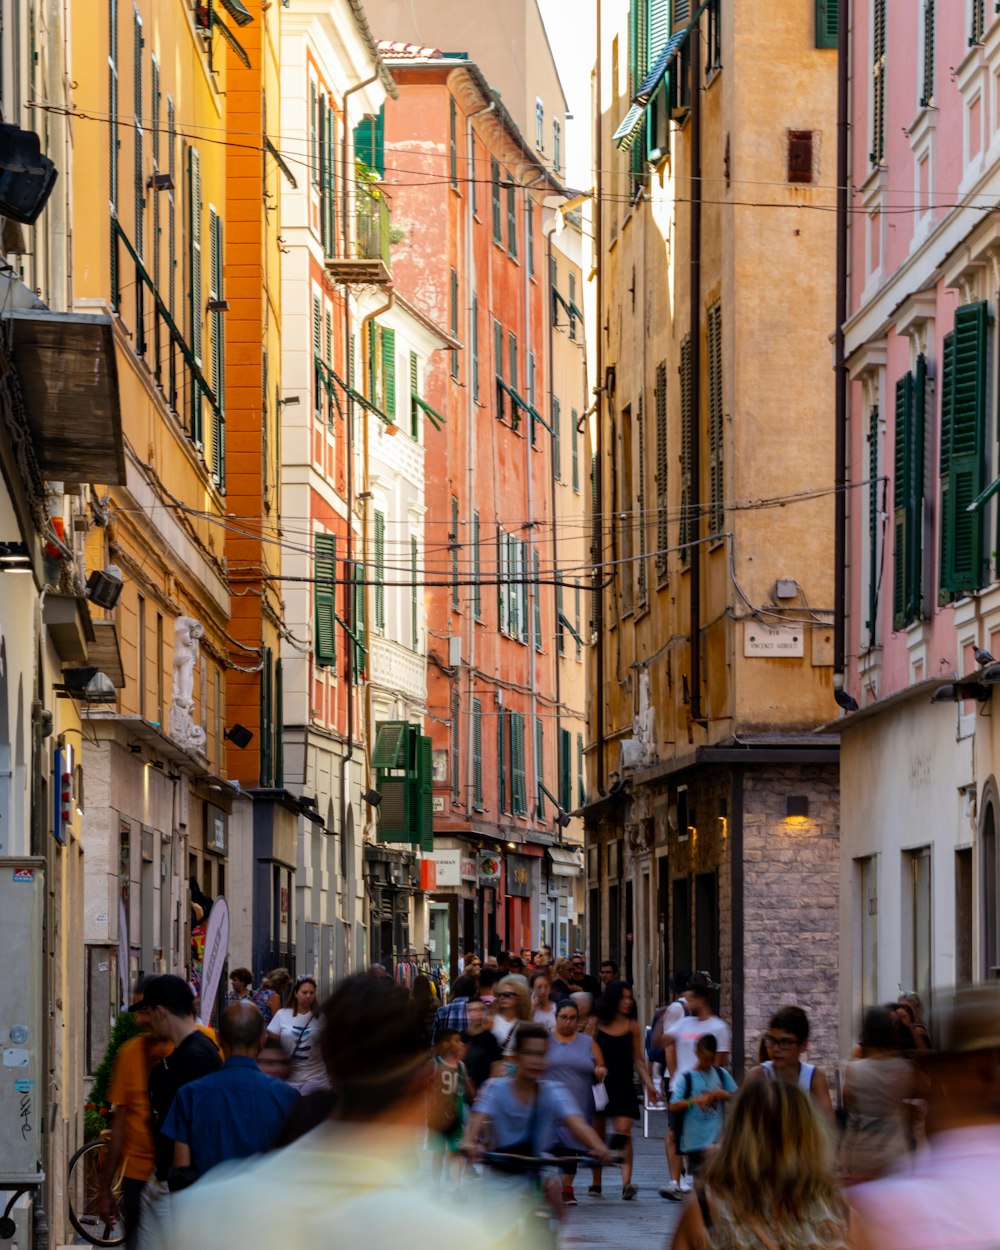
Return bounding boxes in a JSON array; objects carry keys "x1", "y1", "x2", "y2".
[{"x1": 587, "y1": 0, "x2": 841, "y2": 1075}]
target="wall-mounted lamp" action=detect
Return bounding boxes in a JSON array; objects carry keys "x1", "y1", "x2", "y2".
[
  {"x1": 86, "y1": 566, "x2": 124, "y2": 609},
  {"x1": 224, "y1": 723, "x2": 254, "y2": 749},
  {"x1": 786, "y1": 795, "x2": 810, "y2": 819},
  {"x1": 506, "y1": 841, "x2": 516, "y2": 850},
  {"x1": 147, "y1": 172, "x2": 174, "y2": 191},
  {"x1": 277, "y1": 395, "x2": 300, "y2": 406},
  {"x1": 128, "y1": 743, "x2": 143, "y2": 755},
  {"x1": 206, "y1": 298, "x2": 230, "y2": 314},
  {"x1": 0, "y1": 540, "x2": 32, "y2": 571},
  {"x1": 363, "y1": 788, "x2": 382, "y2": 807}
]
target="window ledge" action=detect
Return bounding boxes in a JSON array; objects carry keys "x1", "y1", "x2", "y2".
[
  {"x1": 705, "y1": 64, "x2": 723, "y2": 89},
  {"x1": 907, "y1": 104, "x2": 938, "y2": 153}
]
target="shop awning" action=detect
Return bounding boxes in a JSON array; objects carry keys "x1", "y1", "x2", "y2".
[{"x1": 547, "y1": 845, "x2": 583, "y2": 877}]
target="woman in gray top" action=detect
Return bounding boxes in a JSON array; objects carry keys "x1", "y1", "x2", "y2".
[
  {"x1": 544, "y1": 998, "x2": 607, "y2": 1204},
  {"x1": 839, "y1": 1006, "x2": 915, "y2": 1183}
]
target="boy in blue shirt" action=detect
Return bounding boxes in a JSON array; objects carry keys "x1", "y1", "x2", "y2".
[{"x1": 667, "y1": 1034, "x2": 736, "y2": 1174}]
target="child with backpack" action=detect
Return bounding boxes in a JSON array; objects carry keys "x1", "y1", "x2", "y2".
[
  {"x1": 667, "y1": 1034, "x2": 737, "y2": 1175},
  {"x1": 428, "y1": 1027, "x2": 474, "y2": 1188}
]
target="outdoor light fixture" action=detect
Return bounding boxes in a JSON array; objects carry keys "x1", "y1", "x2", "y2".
[
  {"x1": 507, "y1": 841, "x2": 516, "y2": 849},
  {"x1": 556, "y1": 811, "x2": 572, "y2": 829},
  {"x1": 206, "y1": 298, "x2": 230, "y2": 313},
  {"x1": 0, "y1": 123, "x2": 57, "y2": 224},
  {"x1": 128, "y1": 743, "x2": 143, "y2": 755},
  {"x1": 224, "y1": 723, "x2": 254, "y2": 749},
  {"x1": 786, "y1": 795, "x2": 810, "y2": 820},
  {"x1": 0, "y1": 540, "x2": 32, "y2": 571},
  {"x1": 83, "y1": 671, "x2": 116, "y2": 704},
  {"x1": 931, "y1": 683, "x2": 957, "y2": 703},
  {"x1": 147, "y1": 172, "x2": 174, "y2": 191},
  {"x1": 278, "y1": 395, "x2": 300, "y2": 406},
  {"x1": 930, "y1": 679, "x2": 989, "y2": 703},
  {"x1": 86, "y1": 566, "x2": 124, "y2": 610},
  {"x1": 363, "y1": 788, "x2": 382, "y2": 807}
]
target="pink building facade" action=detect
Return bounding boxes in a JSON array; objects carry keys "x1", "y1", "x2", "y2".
[{"x1": 839, "y1": 1, "x2": 1000, "y2": 1048}]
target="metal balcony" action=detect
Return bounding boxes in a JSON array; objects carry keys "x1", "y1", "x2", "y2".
[{"x1": 325, "y1": 184, "x2": 391, "y2": 285}]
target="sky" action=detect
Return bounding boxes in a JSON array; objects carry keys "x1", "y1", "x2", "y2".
[{"x1": 538, "y1": 0, "x2": 596, "y2": 189}]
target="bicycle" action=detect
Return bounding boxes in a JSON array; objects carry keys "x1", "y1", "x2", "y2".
[{"x1": 67, "y1": 1138, "x2": 126, "y2": 1247}]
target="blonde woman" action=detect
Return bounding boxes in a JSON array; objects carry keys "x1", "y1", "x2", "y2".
[
  {"x1": 671, "y1": 1079, "x2": 849, "y2": 1250},
  {"x1": 490, "y1": 975, "x2": 533, "y2": 1053}
]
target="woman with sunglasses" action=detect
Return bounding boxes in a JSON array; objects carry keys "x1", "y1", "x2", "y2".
[
  {"x1": 266, "y1": 976, "x2": 329, "y2": 1093},
  {"x1": 490, "y1": 976, "x2": 533, "y2": 1061},
  {"x1": 747, "y1": 1005, "x2": 834, "y2": 1126}
]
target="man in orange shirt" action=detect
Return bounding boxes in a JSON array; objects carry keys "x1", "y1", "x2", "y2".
[{"x1": 98, "y1": 998, "x2": 169, "y2": 1250}]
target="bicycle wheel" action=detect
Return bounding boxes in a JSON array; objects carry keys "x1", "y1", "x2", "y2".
[{"x1": 67, "y1": 1139, "x2": 126, "y2": 1247}]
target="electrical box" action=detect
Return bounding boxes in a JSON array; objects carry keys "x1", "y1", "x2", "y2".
[{"x1": 0, "y1": 858, "x2": 45, "y2": 1185}]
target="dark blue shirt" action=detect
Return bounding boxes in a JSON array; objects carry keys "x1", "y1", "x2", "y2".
[{"x1": 161, "y1": 1055, "x2": 299, "y2": 1177}]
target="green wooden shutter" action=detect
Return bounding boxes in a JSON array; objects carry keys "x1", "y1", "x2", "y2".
[
  {"x1": 816, "y1": 0, "x2": 838, "y2": 48},
  {"x1": 449, "y1": 95, "x2": 458, "y2": 187},
  {"x1": 910, "y1": 353, "x2": 926, "y2": 620},
  {"x1": 470, "y1": 132, "x2": 477, "y2": 213},
  {"x1": 509, "y1": 332, "x2": 518, "y2": 392},
  {"x1": 451, "y1": 689, "x2": 461, "y2": 803},
  {"x1": 575, "y1": 579, "x2": 582, "y2": 659},
  {"x1": 260, "y1": 646, "x2": 273, "y2": 787},
  {"x1": 707, "y1": 301, "x2": 723, "y2": 533},
  {"x1": 533, "y1": 550, "x2": 542, "y2": 652},
  {"x1": 577, "y1": 732, "x2": 585, "y2": 807},
  {"x1": 535, "y1": 717, "x2": 545, "y2": 819},
  {"x1": 318, "y1": 99, "x2": 327, "y2": 252},
  {"x1": 188, "y1": 146, "x2": 202, "y2": 366},
  {"x1": 472, "y1": 512, "x2": 482, "y2": 619},
  {"x1": 527, "y1": 201, "x2": 535, "y2": 277},
  {"x1": 893, "y1": 374, "x2": 913, "y2": 630},
  {"x1": 498, "y1": 709, "x2": 508, "y2": 812},
  {"x1": 491, "y1": 158, "x2": 501, "y2": 243},
  {"x1": 556, "y1": 577, "x2": 565, "y2": 655},
  {"x1": 314, "y1": 533, "x2": 337, "y2": 667},
  {"x1": 941, "y1": 302, "x2": 987, "y2": 597},
  {"x1": 274, "y1": 659, "x2": 284, "y2": 788},
  {"x1": 679, "y1": 336, "x2": 692, "y2": 565},
  {"x1": 497, "y1": 527, "x2": 508, "y2": 633},
  {"x1": 352, "y1": 561, "x2": 367, "y2": 682},
  {"x1": 648, "y1": 0, "x2": 670, "y2": 59},
  {"x1": 506, "y1": 180, "x2": 517, "y2": 257},
  {"x1": 473, "y1": 699, "x2": 484, "y2": 809},
  {"x1": 409, "y1": 349, "x2": 419, "y2": 438},
  {"x1": 133, "y1": 8, "x2": 144, "y2": 260},
  {"x1": 471, "y1": 292, "x2": 480, "y2": 402},
  {"x1": 572, "y1": 408, "x2": 580, "y2": 491},
  {"x1": 353, "y1": 107, "x2": 384, "y2": 177},
  {"x1": 417, "y1": 732, "x2": 434, "y2": 851},
  {"x1": 511, "y1": 712, "x2": 526, "y2": 815},
  {"x1": 109, "y1": 0, "x2": 119, "y2": 305},
  {"x1": 451, "y1": 496, "x2": 460, "y2": 610},
  {"x1": 167, "y1": 97, "x2": 176, "y2": 318},
  {"x1": 313, "y1": 295, "x2": 323, "y2": 419},
  {"x1": 655, "y1": 360, "x2": 668, "y2": 582},
  {"x1": 866, "y1": 405, "x2": 880, "y2": 643},
  {"x1": 559, "y1": 727, "x2": 572, "y2": 812},
  {"x1": 590, "y1": 453, "x2": 600, "y2": 628},
  {"x1": 209, "y1": 209, "x2": 225, "y2": 488},
  {"x1": 382, "y1": 326, "x2": 396, "y2": 418},
  {"x1": 637, "y1": 391, "x2": 648, "y2": 603},
  {"x1": 871, "y1": 1, "x2": 886, "y2": 165},
  {"x1": 920, "y1": 1, "x2": 934, "y2": 106},
  {"x1": 374, "y1": 509, "x2": 385, "y2": 630},
  {"x1": 410, "y1": 534, "x2": 419, "y2": 649},
  {"x1": 450, "y1": 268, "x2": 459, "y2": 379},
  {"x1": 553, "y1": 396, "x2": 562, "y2": 480},
  {"x1": 519, "y1": 540, "x2": 529, "y2": 644}
]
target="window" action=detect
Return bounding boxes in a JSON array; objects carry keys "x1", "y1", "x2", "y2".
[
  {"x1": 312, "y1": 295, "x2": 323, "y2": 420},
  {"x1": 527, "y1": 201, "x2": 535, "y2": 277},
  {"x1": 679, "y1": 337, "x2": 692, "y2": 566},
  {"x1": 471, "y1": 292, "x2": 480, "y2": 402},
  {"x1": 574, "y1": 579, "x2": 582, "y2": 659},
  {"x1": 705, "y1": 0, "x2": 721, "y2": 72},
  {"x1": 571, "y1": 408, "x2": 580, "y2": 492},
  {"x1": 508, "y1": 332, "x2": 518, "y2": 394},
  {"x1": 451, "y1": 690, "x2": 461, "y2": 803},
  {"x1": 569, "y1": 273, "x2": 577, "y2": 341},
  {"x1": 577, "y1": 733, "x2": 585, "y2": 807},
  {"x1": 535, "y1": 718, "x2": 545, "y2": 818},
  {"x1": 470, "y1": 132, "x2": 477, "y2": 214},
  {"x1": 940, "y1": 303, "x2": 987, "y2": 600},
  {"x1": 559, "y1": 728, "x2": 572, "y2": 813},
  {"x1": 208, "y1": 209, "x2": 225, "y2": 488},
  {"x1": 449, "y1": 96, "x2": 458, "y2": 187},
  {"x1": 654, "y1": 360, "x2": 669, "y2": 583},
  {"x1": 472, "y1": 699, "x2": 484, "y2": 810},
  {"x1": 636, "y1": 392, "x2": 647, "y2": 604},
  {"x1": 507, "y1": 178, "x2": 517, "y2": 258},
  {"x1": 137, "y1": 595, "x2": 146, "y2": 718},
  {"x1": 450, "y1": 496, "x2": 460, "y2": 610},
  {"x1": 871, "y1": 0, "x2": 886, "y2": 166},
  {"x1": 167, "y1": 98, "x2": 176, "y2": 318},
  {"x1": 450, "y1": 269, "x2": 459, "y2": 379},
  {"x1": 533, "y1": 551, "x2": 542, "y2": 652},
  {"x1": 498, "y1": 709, "x2": 508, "y2": 812},
  {"x1": 309, "y1": 80, "x2": 319, "y2": 186},
  {"x1": 903, "y1": 847, "x2": 931, "y2": 1006},
  {"x1": 557, "y1": 575, "x2": 565, "y2": 655},
  {"x1": 374, "y1": 509, "x2": 385, "y2": 632},
  {"x1": 188, "y1": 147, "x2": 203, "y2": 369},
  {"x1": 921, "y1": 0, "x2": 934, "y2": 107},
  {"x1": 353, "y1": 108, "x2": 384, "y2": 177},
  {"x1": 707, "y1": 301, "x2": 723, "y2": 534},
  {"x1": 472, "y1": 512, "x2": 482, "y2": 620},
  {"x1": 892, "y1": 357, "x2": 926, "y2": 630},
  {"x1": 553, "y1": 396, "x2": 562, "y2": 480},
  {"x1": 972, "y1": 0, "x2": 985, "y2": 45},
  {"x1": 865, "y1": 402, "x2": 880, "y2": 647},
  {"x1": 109, "y1": 0, "x2": 119, "y2": 278},
  {"x1": 494, "y1": 319, "x2": 504, "y2": 419},
  {"x1": 491, "y1": 159, "x2": 502, "y2": 243},
  {"x1": 352, "y1": 561, "x2": 366, "y2": 681},
  {"x1": 382, "y1": 326, "x2": 396, "y2": 420},
  {"x1": 815, "y1": 0, "x2": 838, "y2": 49},
  {"x1": 410, "y1": 535, "x2": 419, "y2": 649},
  {"x1": 314, "y1": 533, "x2": 337, "y2": 668},
  {"x1": 535, "y1": 98, "x2": 544, "y2": 150},
  {"x1": 510, "y1": 711, "x2": 527, "y2": 815},
  {"x1": 553, "y1": 119, "x2": 561, "y2": 173},
  {"x1": 983, "y1": 801, "x2": 998, "y2": 978},
  {"x1": 133, "y1": 7, "x2": 144, "y2": 259},
  {"x1": 409, "y1": 351, "x2": 419, "y2": 439}
]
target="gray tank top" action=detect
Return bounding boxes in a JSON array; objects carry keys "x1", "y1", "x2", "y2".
[{"x1": 762, "y1": 1058, "x2": 815, "y2": 1094}]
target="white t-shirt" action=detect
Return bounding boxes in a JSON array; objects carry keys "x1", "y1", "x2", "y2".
[
  {"x1": 665, "y1": 1013, "x2": 730, "y2": 1089},
  {"x1": 266, "y1": 1008, "x2": 329, "y2": 1092},
  {"x1": 533, "y1": 1004, "x2": 557, "y2": 1034}
]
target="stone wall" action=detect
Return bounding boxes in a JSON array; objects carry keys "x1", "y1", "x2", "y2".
[{"x1": 741, "y1": 763, "x2": 840, "y2": 1080}]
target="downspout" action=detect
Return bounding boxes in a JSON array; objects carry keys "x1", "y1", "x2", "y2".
[
  {"x1": 545, "y1": 224, "x2": 562, "y2": 839},
  {"x1": 465, "y1": 100, "x2": 496, "y2": 830},
  {"x1": 688, "y1": 21, "x2": 704, "y2": 725},
  {"x1": 730, "y1": 765, "x2": 745, "y2": 1078},
  {"x1": 833, "y1": 0, "x2": 849, "y2": 687},
  {"x1": 594, "y1": 0, "x2": 606, "y2": 795},
  {"x1": 339, "y1": 69, "x2": 380, "y2": 959}
]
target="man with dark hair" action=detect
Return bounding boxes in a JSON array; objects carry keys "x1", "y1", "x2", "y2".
[
  {"x1": 567, "y1": 952, "x2": 600, "y2": 998},
  {"x1": 162, "y1": 1002, "x2": 299, "y2": 1184},
  {"x1": 746, "y1": 1004, "x2": 834, "y2": 1124},
  {"x1": 431, "y1": 971, "x2": 479, "y2": 1043},
  {"x1": 151, "y1": 976, "x2": 551, "y2": 1250}
]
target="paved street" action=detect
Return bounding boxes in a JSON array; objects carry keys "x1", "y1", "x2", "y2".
[{"x1": 562, "y1": 1118, "x2": 682, "y2": 1250}]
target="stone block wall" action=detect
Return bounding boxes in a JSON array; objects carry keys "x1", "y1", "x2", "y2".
[{"x1": 741, "y1": 763, "x2": 840, "y2": 1080}]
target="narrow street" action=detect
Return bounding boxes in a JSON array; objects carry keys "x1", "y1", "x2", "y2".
[{"x1": 562, "y1": 1122, "x2": 682, "y2": 1250}]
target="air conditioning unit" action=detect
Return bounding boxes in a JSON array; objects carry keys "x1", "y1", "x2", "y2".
[{"x1": 618, "y1": 738, "x2": 645, "y2": 773}]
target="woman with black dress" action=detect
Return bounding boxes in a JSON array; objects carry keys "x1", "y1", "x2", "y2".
[{"x1": 592, "y1": 981, "x2": 659, "y2": 1200}]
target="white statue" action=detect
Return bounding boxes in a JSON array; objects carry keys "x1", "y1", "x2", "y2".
[{"x1": 168, "y1": 616, "x2": 207, "y2": 751}]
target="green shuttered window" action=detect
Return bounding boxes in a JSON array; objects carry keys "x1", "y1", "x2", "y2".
[
  {"x1": 871, "y1": 1, "x2": 886, "y2": 165},
  {"x1": 382, "y1": 327, "x2": 396, "y2": 418},
  {"x1": 451, "y1": 496, "x2": 460, "y2": 610},
  {"x1": 472, "y1": 512, "x2": 482, "y2": 620},
  {"x1": 473, "y1": 699, "x2": 484, "y2": 810},
  {"x1": 374, "y1": 509, "x2": 385, "y2": 631},
  {"x1": 572, "y1": 408, "x2": 580, "y2": 492},
  {"x1": 655, "y1": 360, "x2": 669, "y2": 583},
  {"x1": 816, "y1": 0, "x2": 838, "y2": 48},
  {"x1": 940, "y1": 303, "x2": 987, "y2": 600},
  {"x1": 893, "y1": 358, "x2": 925, "y2": 630},
  {"x1": 679, "y1": 336, "x2": 692, "y2": 566},
  {"x1": 314, "y1": 533, "x2": 337, "y2": 668},
  {"x1": 559, "y1": 728, "x2": 572, "y2": 813},
  {"x1": 553, "y1": 396, "x2": 562, "y2": 481},
  {"x1": 507, "y1": 179, "x2": 517, "y2": 258},
  {"x1": 451, "y1": 689, "x2": 461, "y2": 803},
  {"x1": 511, "y1": 711, "x2": 527, "y2": 816},
  {"x1": 577, "y1": 733, "x2": 585, "y2": 808},
  {"x1": 449, "y1": 96, "x2": 458, "y2": 187},
  {"x1": 866, "y1": 405, "x2": 880, "y2": 644},
  {"x1": 209, "y1": 209, "x2": 225, "y2": 488},
  {"x1": 535, "y1": 718, "x2": 545, "y2": 819},
  {"x1": 410, "y1": 535, "x2": 419, "y2": 650},
  {"x1": 491, "y1": 159, "x2": 502, "y2": 243},
  {"x1": 450, "y1": 269, "x2": 459, "y2": 379},
  {"x1": 498, "y1": 709, "x2": 508, "y2": 812},
  {"x1": 707, "y1": 301, "x2": 723, "y2": 534}
]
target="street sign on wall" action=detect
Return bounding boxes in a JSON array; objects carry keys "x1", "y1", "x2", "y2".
[{"x1": 0, "y1": 859, "x2": 44, "y2": 1184}]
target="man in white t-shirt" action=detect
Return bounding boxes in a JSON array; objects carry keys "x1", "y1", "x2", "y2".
[{"x1": 659, "y1": 972, "x2": 729, "y2": 1201}]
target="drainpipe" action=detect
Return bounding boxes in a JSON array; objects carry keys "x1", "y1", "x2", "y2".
[
  {"x1": 594, "y1": 0, "x2": 606, "y2": 795},
  {"x1": 464, "y1": 100, "x2": 496, "y2": 833},
  {"x1": 544, "y1": 223, "x2": 562, "y2": 839},
  {"x1": 339, "y1": 69, "x2": 380, "y2": 961},
  {"x1": 688, "y1": 21, "x2": 704, "y2": 725},
  {"x1": 833, "y1": 0, "x2": 849, "y2": 686}
]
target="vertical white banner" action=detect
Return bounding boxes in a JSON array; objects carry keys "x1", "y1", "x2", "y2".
[
  {"x1": 118, "y1": 896, "x2": 129, "y2": 1008},
  {"x1": 198, "y1": 896, "x2": 230, "y2": 1025}
]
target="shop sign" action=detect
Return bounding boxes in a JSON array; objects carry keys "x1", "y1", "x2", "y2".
[
  {"x1": 478, "y1": 851, "x2": 501, "y2": 887},
  {"x1": 419, "y1": 859, "x2": 437, "y2": 891},
  {"x1": 460, "y1": 857, "x2": 477, "y2": 882},
  {"x1": 430, "y1": 848, "x2": 462, "y2": 887},
  {"x1": 506, "y1": 853, "x2": 532, "y2": 898}
]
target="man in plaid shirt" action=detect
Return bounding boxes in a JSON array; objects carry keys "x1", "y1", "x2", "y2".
[{"x1": 430, "y1": 973, "x2": 479, "y2": 1045}]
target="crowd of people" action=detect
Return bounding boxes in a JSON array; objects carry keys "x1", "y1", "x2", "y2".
[{"x1": 97, "y1": 952, "x2": 1000, "y2": 1250}]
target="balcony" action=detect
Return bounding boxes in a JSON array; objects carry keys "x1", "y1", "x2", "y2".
[
  {"x1": 369, "y1": 635, "x2": 426, "y2": 704},
  {"x1": 325, "y1": 182, "x2": 392, "y2": 286}
]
